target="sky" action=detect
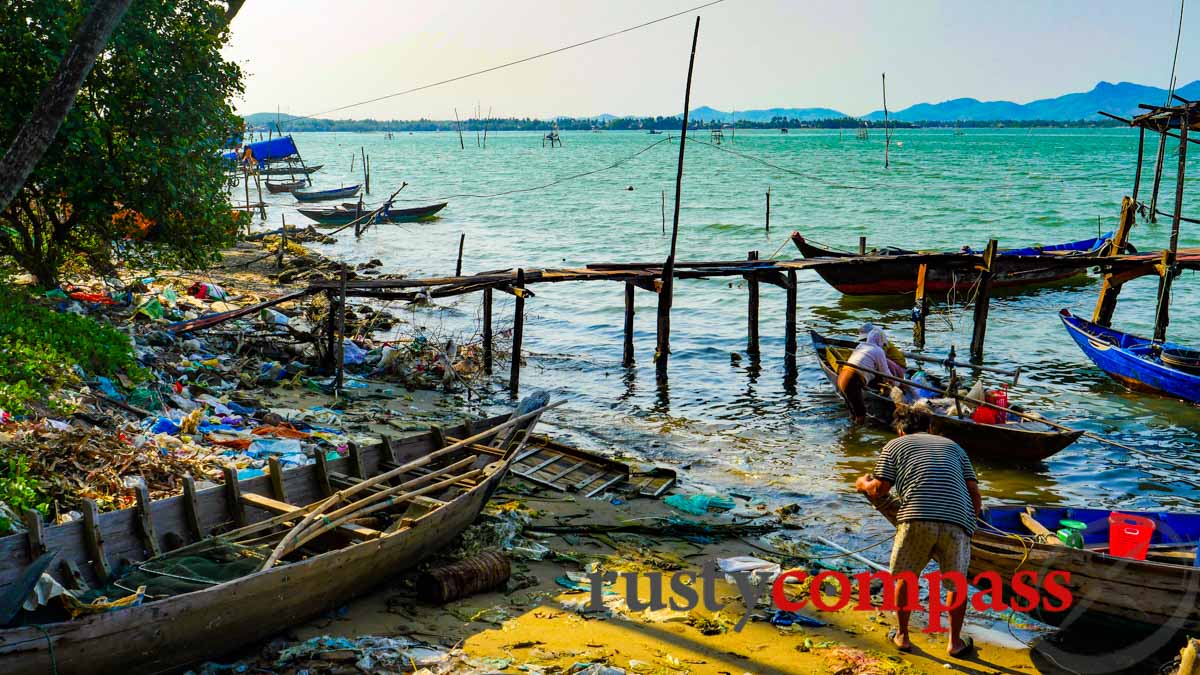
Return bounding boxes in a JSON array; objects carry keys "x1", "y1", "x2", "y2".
[{"x1": 223, "y1": 0, "x2": 1196, "y2": 120}]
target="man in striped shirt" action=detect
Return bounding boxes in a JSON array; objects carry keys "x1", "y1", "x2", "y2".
[{"x1": 855, "y1": 406, "x2": 983, "y2": 658}]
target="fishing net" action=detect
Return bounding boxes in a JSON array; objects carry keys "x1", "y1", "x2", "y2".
[{"x1": 80, "y1": 538, "x2": 268, "y2": 603}]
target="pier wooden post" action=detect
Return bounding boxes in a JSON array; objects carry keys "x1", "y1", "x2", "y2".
[
  {"x1": 746, "y1": 250, "x2": 760, "y2": 355},
  {"x1": 623, "y1": 281, "x2": 635, "y2": 366},
  {"x1": 482, "y1": 287, "x2": 493, "y2": 374},
  {"x1": 276, "y1": 214, "x2": 287, "y2": 269},
  {"x1": 765, "y1": 187, "x2": 771, "y2": 233},
  {"x1": 1092, "y1": 196, "x2": 1138, "y2": 326},
  {"x1": 656, "y1": 259, "x2": 675, "y2": 381},
  {"x1": 784, "y1": 269, "x2": 797, "y2": 377},
  {"x1": 661, "y1": 190, "x2": 666, "y2": 235},
  {"x1": 336, "y1": 265, "x2": 347, "y2": 396},
  {"x1": 1132, "y1": 127, "x2": 1145, "y2": 203},
  {"x1": 361, "y1": 147, "x2": 368, "y2": 193},
  {"x1": 456, "y1": 233, "x2": 465, "y2": 276},
  {"x1": 913, "y1": 263, "x2": 929, "y2": 350},
  {"x1": 510, "y1": 269, "x2": 525, "y2": 398},
  {"x1": 254, "y1": 173, "x2": 266, "y2": 220},
  {"x1": 1149, "y1": 129, "x2": 1168, "y2": 222},
  {"x1": 858, "y1": 236, "x2": 867, "y2": 256},
  {"x1": 1153, "y1": 120, "x2": 1188, "y2": 342},
  {"x1": 969, "y1": 239, "x2": 998, "y2": 364},
  {"x1": 324, "y1": 288, "x2": 338, "y2": 372}
]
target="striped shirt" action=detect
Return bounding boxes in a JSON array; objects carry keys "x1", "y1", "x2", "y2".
[{"x1": 874, "y1": 433, "x2": 978, "y2": 534}]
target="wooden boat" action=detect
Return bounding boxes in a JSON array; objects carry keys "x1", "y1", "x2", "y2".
[
  {"x1": 871, "y1": 496, "x2": 1200, "y2": 633},
  {"x1": 264, "y1": 179, "x2": 307, "y2": 194},
  {"x1": 259, "y1": 163, "x2": 322, "y2": 176},
  {"x1": 298, "y1": 201, "x2": 447, "y2": 226},
  {"x1": 1061, "y1": 310, "x2": 1200, "y2": 403},
  {"x1": 811, "y1": 331, "x2": 1081, "y2": 461},
  {"x1": 974, "y1": 504, "x2": 1200, "y2": 633},
  {"x1": 293, "y1": 184, "x2": 361, "y2": 203},
  {"x1": 0, "y1": 400, "x2": 553, "y2": 675},
  {"x1": 791, "y1": 231, "x2": 1113, "y2": 296}
]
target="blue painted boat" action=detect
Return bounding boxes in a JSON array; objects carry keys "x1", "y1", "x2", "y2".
[
  {"x1": 293, "y1": 184, "x2": 361, "y2": 203},
  {"x1": 1060, "y1": 310, "x2": 1200, "y2": 403},
  {"x1": 872, "y1": 496, "x2": 1200, "y2": 633}
]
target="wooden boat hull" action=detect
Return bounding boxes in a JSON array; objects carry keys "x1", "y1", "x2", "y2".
[
  {"x1": 293, "y1": 185, "x2": 361, "y2": 203},
  {"x1": 0, "y1": 415, "x2": 520, "y2": 675},
  {"x1": 792, "y1": 234, "x2": 1108, "y2": 296},
  {"x1": 972, "y1": 505, "x2": 1200, "y2": 634},
  {"x1": 299, "y1": 202, "x2": 447, "y2": 225},
  {"x1": 265, "y1": 180, "x2": 306, "y2": 194},
  {"x1": 1061, "y1": 310, "x2": 1200, "y2": 403},
  {"x1": 259, "y1": 164, "x2": 322, "y2": 176},
  {"x1": 811, "y1": 331, "x2": 1080, "y2": 461},
  {"x1": 338, "y1": 202, "x2": 448, "y2": 221}
]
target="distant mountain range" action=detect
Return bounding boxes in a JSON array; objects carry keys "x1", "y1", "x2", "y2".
[
  {"x1": 857, "y1": 80, "x2": 1200, "y2": 122},
  {"x1": 245, "y1": 79, "x2": 1196, "y2": 131}
]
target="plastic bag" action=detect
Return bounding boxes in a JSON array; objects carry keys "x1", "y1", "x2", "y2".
[
  {"x1": 717, "y1": 556, "x2": 781, "y2": 584},
  {"x1": 343, "y1": 340, "x2": 367, "y2": 365},
  {"x1": 663, "y1": 493, "x2": 736, "y2": 515}
]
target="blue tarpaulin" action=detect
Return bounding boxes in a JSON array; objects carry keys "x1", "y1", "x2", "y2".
[{"x1": 221, "y1": 135, "x2": 300, "y2": 167}]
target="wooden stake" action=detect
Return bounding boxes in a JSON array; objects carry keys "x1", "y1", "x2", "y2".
[
  {"x1": 746, "y1": 250, "x2": 760, "y2": 355},
  {"x1": 656, "y1": 16, "x2": 700, "y2": 382},
  {"x1": 366, "y1": 155, "x2": 371, "y2": 194},
  {"x1": 456, "y1": 233, "x2": 466, "y2": 276},
  {"x1": 623, "y1": 281, "x2": 635, "y2": 367},
  {"x1": 784, "y1": 269, "x2": 797, "y2": 377},
  {"x1": 361, "y1": 146, "x2": 367, "y2": 192},
  {"x1": 1093, "y1": 196, "x2": 1138, "y2": 326},
  {"x1": 765, "y1": 187, "x2": 771, "y2": 233},
  {"x1": 913, "y1": 263, "x2": 929, "y2": 350},
  {"x1": 454, "y1": 108, "x2": 465, "y2": 149},
  {"x1": 254, "y1": 172, "x2": 266, "y2": 220},
  {"x1": 510, "y1": 268, "x2": 525, "y2": 398},
  {"x1": 882, "y1": 72, "x2": 890, "y2": 169},
  {"x1": 859, "y1": 236, "x2": 867, "y2": 255},
  {"x1": 483, "y1": 287, "x2": 493, "y2": 375},
  {"x1": 324, "y1": 288, "x2": 338, "y2": 373},
  {"x1": 276, "y1": 214, "x2": 286, "y2": 270},
  {"x1": 969, "y1": 239, "x2": 998, "y2": 364},
  {"x1": 661, "y1": 189, "x2": 666, "y2": 235}
]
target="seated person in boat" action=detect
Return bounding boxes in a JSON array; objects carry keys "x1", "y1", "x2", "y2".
[
  {"x1": 860, "y1": 322, "x2": 907, "y2": 374},
  {"x1": 837, "y1": 328, "x2": 902, "y2": 424},
  {"x1": 854, "y1": 406, "x2": 983, "y2": 658}
]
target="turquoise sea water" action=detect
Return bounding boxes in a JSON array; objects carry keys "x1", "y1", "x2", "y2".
[{"x1": 241, "y1": 128, "x2": 1200, "y2": 549}]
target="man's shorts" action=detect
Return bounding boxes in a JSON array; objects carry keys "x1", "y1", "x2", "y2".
[{"x1": 889, "y1": 519, "x2": 971, "y2": 587}]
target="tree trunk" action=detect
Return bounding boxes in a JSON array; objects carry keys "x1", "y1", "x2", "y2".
[{"x1": 0, "y1": 0, "x2": 134, "y2": 215}]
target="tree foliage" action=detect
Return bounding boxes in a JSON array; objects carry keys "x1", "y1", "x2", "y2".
[{"x1": 0, "y1": 0, "x2": 244, "y2": 285}]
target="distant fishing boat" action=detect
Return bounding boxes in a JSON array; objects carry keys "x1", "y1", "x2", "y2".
[
  {"x1": 293, "y1": 185, "x2": 361, "y2": 203},
  {"x1": 811, "y1": 331, "x2": 1081, "y2": 461},
  {"x1": 647, "y1": 129, "x2": 662, "y2": 135},
  {"x1": 259, "y1": 164, "x2": 322, "y2": 176},
  {"x1": 792, "y1": 231, "x2": 1114, "y2": 296},
  {"x1": 298, "y1": 201, "x2": 447, "y2": 225}
]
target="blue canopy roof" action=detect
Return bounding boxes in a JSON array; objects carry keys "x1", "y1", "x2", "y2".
[{"x1": 221, "y1": 135, "x2": 300, "y2": 167}]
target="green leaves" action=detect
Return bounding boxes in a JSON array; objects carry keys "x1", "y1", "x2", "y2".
[{"x1": 0, "y1": 0, "x2": 245, "y2": 283}]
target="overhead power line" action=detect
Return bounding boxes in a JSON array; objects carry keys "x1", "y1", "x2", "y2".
[{"x1": 287, "y1": 0, "x2": 728, "y2": 122}]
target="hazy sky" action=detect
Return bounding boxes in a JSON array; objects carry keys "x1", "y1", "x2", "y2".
[{"x1": 223, "y1": 0, "x2": 1195, "y2": 119}]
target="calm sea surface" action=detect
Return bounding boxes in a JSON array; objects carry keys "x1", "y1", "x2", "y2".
[{"x1": 242, "y1": 128, "x2": 1200, "y2": 552}]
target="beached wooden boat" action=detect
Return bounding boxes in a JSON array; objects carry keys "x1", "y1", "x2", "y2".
[
  {"x1": 298, "y1": 201, "x2": 447, "y2": 226},
  {"x1": 792, "y1": 232, "x2": 1112, "y2": 296},
  {"x1": 264, "y1": 179, "x2": 307, "y2": 194},
  {"x1": 293, "y1": 184, "x2": 361, "y2": 203},
  {"x1": 871, "y1": 496, "x2": 1200, "y2": 633},
  {"x1": 811, "y1": 331, "x2": 1081, "y2": 461},
  {"x1": 1061, "y1": 310, "x2": 1200, "y2": 404},
  {"x1": 0, "y1": 400, "x2": 553, "y2": 675},
  {"x1": 974, "y1": 504, "x2": 1200, "y2": 633}
]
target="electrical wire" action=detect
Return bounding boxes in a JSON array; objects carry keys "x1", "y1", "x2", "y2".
[{"x1": 283, "y1": 0, "x2": 728, "y2": 122}]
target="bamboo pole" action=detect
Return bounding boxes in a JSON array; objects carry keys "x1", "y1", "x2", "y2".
[
  {"x1": 969, "y1": 239, "x2": 998, "y2": 364},
  {"x1": 1154, "y1": 119, "x2": 1188, "y2": 342},
  {"x1": 656, "y1": 16, "x2": 700, "y2": 383},
  {"x1": 882, "y1": 72, "x2": 890, "y2": 169},
  {"x1": 482, "y1": 287, "x2": 493, "y2": 375},
  {"x1": 454, "y1": 108, "x2": 465, "y2": 149},
  {"x1": 1149, "y1": 129, "x2": 1169, "y2": 223},
  {"x1": 746, "y1": 250, "x2": 760, "y2": 355},
  {"x1": 765, "y1": 187, "x2": 771, "y2": 233},
  {"x1": 1132, "y1": 127, "x2": 1145, "y2": 203},
  {"x1": 510, "y1": 268, "x2": 526, "y2": 398},
  {"x1": 661, "y1": 190, "x2": 666, "y2": 235}
]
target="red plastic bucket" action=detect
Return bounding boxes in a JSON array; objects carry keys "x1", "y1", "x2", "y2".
[{"x1": 1108, "y1": 512, "x2": 1156, "y2": 560}]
